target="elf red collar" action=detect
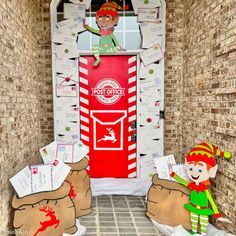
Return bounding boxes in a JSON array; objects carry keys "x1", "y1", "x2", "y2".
[
  {"x1": 187, "y1": 182, "x2": 207, "y2": 193},
  {"x1": 99, "y1": 29, "x2": 113, "y2": 36}
]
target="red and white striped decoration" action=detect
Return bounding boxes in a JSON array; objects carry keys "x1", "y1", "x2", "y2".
[
  {"x1": 79, "y1": 57, "x2": 90, "y2": 170},
  {"x1": 127, "y1": 56, "x2": 137, "y2": 178}
]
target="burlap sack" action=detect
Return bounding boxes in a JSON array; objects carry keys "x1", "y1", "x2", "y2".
[
  {"x1": 146, "y1": 174, "x2": 192, "y2": 230},
  {"x1": 12, "y1": 182, "x2": 77, "y2": 236},
  {"x1": 66, "y1": 157, "x2": 92, "y2": 217}
]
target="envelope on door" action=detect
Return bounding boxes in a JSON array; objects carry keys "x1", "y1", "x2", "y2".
[
  {"x1": 56, "y1": 17, "x2": 85, "y2": 33},
  {"x1": 139, "y1": 135, "x2": 162, "y2": 154},
  {"x1": 55, "y1": 97, "x2": 80, "y2": 120},
  {"x1": 140, "y1": 87, "x2": 161, "y2": 104},
  {"x1": 52, "y1": 29, "x2": 78, "y2": 45},
  {"x1": 55, "y1": 120, "x2": 80, "y2": 144},
  {"x1": 55, "y1": 58, "x2": 78, "y2": 74},
  {"x1": 69, "y1": 0, "x2": 92, "y2": 10},
  {"x1": 139, "y1": 112, "x2": 160, "y2": 128},
  {"x1": 142, "y1": 34, "x2": 162, "y2": 49},
  {"x1": 64, "y1": 3, "x2": 86, "y2": 19},
  {"x1": 138, "y1": 156, "x2": 156, "y2": 178},
  {"x1": 54, "y1": 44, "x2": 80, "y2": 59},
  {"x1": 131, "y1": 0, "x2": 161, "y2": 15},
  {"x1": 56, "y1": 85, "x2": 78, "y2": 97},
  {"x1": 140, "y1": 62, "x2": 163, "y2": 80},
  {"x1": 56, "y1": 73, "x2": 79, "y2": 86}
]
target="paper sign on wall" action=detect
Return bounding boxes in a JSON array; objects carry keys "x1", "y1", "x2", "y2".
[
  {"x1": 64, "y1": 3, "x2": 86, "y2": 19},
  {"x1": 55, "y1": 58, "x2": 78, "y2": 74},
  {"x1": 52, "y1": 29, "x2": 78, "y2": 45},
  {"x1": 56, "y1": 73, "x2": 78, "y2": 86},
  {"x1": 138, "y1": 8, "x2": 158, "y2": 22},
  {"x1": 56, "y1": 17, "x2": 85, "y2": 34},
  {"x1": 54, "y1": 44, "x2": 80, "y2": 59},
  {"x1": 69, "y1": 0, "x2": 92, "y2": 10},
  {"x1": 56, "y1": 85, "x2": 78, "y2": 97}
]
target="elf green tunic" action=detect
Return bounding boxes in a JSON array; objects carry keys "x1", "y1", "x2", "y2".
[{"x1": 171, "y1": 173, "x2": 220, "y2": 216}]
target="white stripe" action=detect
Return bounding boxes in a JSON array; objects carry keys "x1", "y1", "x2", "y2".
[
  {"x1": 81, "y1": 134, "x2": 89, "y2": 142},
  {"x1": 128, "y1": 76, "x2": 136, "y2": 84},
  {"x1": 128, "y1": 162, "x2": 136, "y2": 170},
  {"x1": 128, "y1": 144, "x2": 136, "y2": 151},
  {"x1": 128, "y1": 56, "x2": 136, "y2": 64},
  {"x1": 80, "y1": 87, "x2": 88, "y2": 95},
  {"x1": 80, "y1": 106, "x2": 89, "y2": 114},
  {"x1": 128, "y1": 86, "x2": 136, "y2": 94},
  {"x1": 128, "y1": 96, "x2": 136, "y2": 103},
  {"x1": 79, "y1": 57, "x2": 88, "y2": 65},
  {"x1": 81, "y1": 116, "x2": 89, "y2": 123},
  {"x1": 128, "y1": 172, "x2": 136, "y2": 178},
  {"x1": 128, "y1": 127, "x2": 133, "y2": 132},
  {"x1": 80, "y1": 97, "x2": 89, "y2": 105},
  {"x1": 128, "y1": 136, "x2": 132, "y2": 141},
  {"x1": 128, "y1": 105, "x2": 136, "y2": 113},
  {"x1": 191, "y1": 220, "x2": 198, "y2": 223},
  {"x1": 80, "y1": 77, "x2": 88, "y2": 85},
  {"x1": 128, "y1": 115, "x2": 136, "y2": 122},
  {"x1": 81, "y1": 125, "x2": 89, "y2": 132},
  {"x1": 128, "y1": 66, "x2": 136, "y2": 74},
  {"x1": 200, "y1": 223, "x2": 208, "y2": 226},
  {"x1": 128, "y1": 153, "x2": 136, "y2": 160},
  {"x1": 80, "y1": 67, "x2": 88, "y2": 75}
]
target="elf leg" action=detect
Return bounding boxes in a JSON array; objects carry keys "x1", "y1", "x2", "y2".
[
  {"x1": 190, "y1": 212, "x2": 199, "y2": 234},
  {"x1": 92, "y1": 45, "x2": 101, "y2": 66},
  {"x1": 199, "y1": 215, "x2": 209, "y2": 235}
]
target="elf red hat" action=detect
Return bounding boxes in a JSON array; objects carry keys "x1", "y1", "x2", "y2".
[
  {"x1": 186, "y1": 142, "x2": 231, "y2": 167},
  {"x1": 96, "y1": 1, "x2": 129, "y2": 17}
]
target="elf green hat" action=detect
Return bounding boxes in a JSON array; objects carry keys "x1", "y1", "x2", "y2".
[{"x1": 186, "y1": 142, "x2": 231, "y2": 167}]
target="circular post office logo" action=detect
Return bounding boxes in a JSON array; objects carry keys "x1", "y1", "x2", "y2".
[{"x1": 92, "y1": 79, "x2": 125, "y2": 105}]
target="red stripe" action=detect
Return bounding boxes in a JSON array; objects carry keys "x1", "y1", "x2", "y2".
[{"x1": 191, "y1": 147, "x2": 213, "y2": 156}]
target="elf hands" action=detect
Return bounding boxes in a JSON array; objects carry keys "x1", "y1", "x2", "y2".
[{"x1": 83, "y1": 19, "x2": 88, "y2": 29}]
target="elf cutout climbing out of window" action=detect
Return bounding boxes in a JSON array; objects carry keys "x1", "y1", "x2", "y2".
[
  {"x1": 83, "y1": 1, "x2": 128, "y2": 66},
  {"x1": 170, "y1": 143, "x2": 232, "y2": 235}
]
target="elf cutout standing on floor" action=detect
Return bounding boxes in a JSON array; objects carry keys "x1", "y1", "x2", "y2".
[
  {"x1": 83, "y1": 1, "x2": 128, "y2": 66},
  {"x1": 171, "y1": 143, "x2": 232, "y2": 235}
]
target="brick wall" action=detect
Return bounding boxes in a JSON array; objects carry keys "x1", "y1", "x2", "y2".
[
  {"x1": 182, "y1": 0, "x2": 236, "y2": 233},
  {"x1": 0, "y1": 0, "x2": 42, "y2": 234}
]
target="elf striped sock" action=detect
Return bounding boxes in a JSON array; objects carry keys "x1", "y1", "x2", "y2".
[
  {"x1": 200, "y1": 215, "x2": 208, "y2": 235},
  {"x1": 190, "y1": 212, "x2": 198, "y2": 233}
]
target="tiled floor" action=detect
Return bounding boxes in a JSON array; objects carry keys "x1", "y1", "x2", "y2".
[{"x1": 80, "y1": 195, "x2": 163, "y2": 236}]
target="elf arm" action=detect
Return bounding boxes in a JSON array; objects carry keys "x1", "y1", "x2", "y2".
[
  {"x1": 205, "y1": 190, "x2": 221, "y2": 218},
  {"x1": 86, "y1": 25, "x2": 100, "y2": 35},
  {"x1": 170, "y1": 172, "x2": 189, "y2": 187}
]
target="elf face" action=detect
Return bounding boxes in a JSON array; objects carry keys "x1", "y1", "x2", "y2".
[
  {"x1": 96, "y1": 14, "x2": 119, "y2": 30},
  {"x1": 185, "y1": 161, "x2": 210, "y2": 184}
]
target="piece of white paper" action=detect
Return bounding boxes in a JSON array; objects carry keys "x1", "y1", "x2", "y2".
[
  {"x1": 56, "y1": 17, "x2": 85, "y2": 34},
  {"x1": 140, "y1": 22, "x2": 164, "y2": 37},
  {"x1": 9, "y1": 166, "x2": 31, "y2": 198},
  {"x1": 69, "y1": 0, "x2": 92, "y2": 10},
  {"x1": 54, "y1": 44, "x2": 80, "y2": 59},
  {"x1": 138, "y1": 8, "x2": 158, "y2": 22},
  {"x1": 40, "y1": 141, "x2": 57, "y2": 164},
  {"x1": 51, "y1": 160, "x2": 71, "y2": 190},
  {"x1": 56, "y1": 73, "x2": 78, "y2": 86},
  {"x1": 142, "y1": 34, "x2": 162, "y2": 49},
  {"x1": 56, "y1": 85, "x2": 78, "y2": 97},
  {"x1": 30, "y1": 164, "x2": 53, "y2": 193},
  {"x1": 55, "y1": 58, "x2": 78, "y2": 74},
  {"x1": 154, "y1": 155, "x2": 176, "y2": 180},
  {"x1": 131, "y1": 0, "x2": 161, "y2": 15},
  {"x1": 169, "y1": 163, "x2": 189, "y2": 182},
  {"x1": 140, "y1": 44, "x2": 164, "y2": 66},
  {"x1": 64, "y1": 3, "x2": 86, "y2": 19},
  {"x1": 139, "y1": 135, "x2": 162, "y2": 154},
  {"x1": 140, "y1": 62, "x2": 163, "y2": 80},
  {"x1": 74, "y1": 141, "x2": 89, "y2": 161},
  {"x1": 52, "y1": 29, "x2": 78, "y2": 45},
  {"x1": 55, "y1": 97, "x2": 80, "y2": 120}
]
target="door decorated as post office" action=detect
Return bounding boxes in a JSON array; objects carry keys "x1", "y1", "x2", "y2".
[{"x1": 79, "y1": 55, "x2": 137, "y2": 178}]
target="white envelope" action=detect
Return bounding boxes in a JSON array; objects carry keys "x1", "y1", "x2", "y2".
[
  {"x1": 131, "y1": 0, "x2": 161, "y2": 15},
  {"x1": 56, "y1": 85, "x2": 78, "y2": 97},
  {"x1": 140, "y1": 22, "x2": 164, "y2": 36},
  {"x1": 139, "y1": 136, "x2": 162, "y2": 154},
  {"x1": 55, "y1": 58, "x2": 78, "y2": 74},
  {"x1": 52, "y1": 29, "x2": 78, "y2": 45},
  {"x1": 142, "y1": 34, "x2": 162, "y2": 49},
  {"x1": 139, "y1": 112, "x2": 160, "y2": 128},
  {"x1": 9, "y1": 166, "x2": 31, "y2": 198},
  {"x1": 154, "y1": 155, "x2": 176, "y2": 180},
  {"x1": 74, "y1": 141, "x2": 89, "y2": 162},
  {"x1": 64, "y1": 3, "x2": 86, "y2": 19},
  {"x1": 55, "y1": 97, "x2": 80, "y2": 120},
  {"x1": 40, "y1": 141, "x2": 57, "y2": 163},
  {"x1": 69, "y1": 0, "x2": 92, "y2": 10},
  {"x1": 31, "y1": 164, "x2": 53, "y2": 193},
  {"x1": 138, "y1": 157, "x2": 156, "y2": 178},
  {"x1": 56, "y1": 17, "x2": 85, "y2": 33},
  {"x1": 139, "y1": 62, "x2": 163, "y2": 80},
  {"x1": 138, "y1": 8, "x2": 158, "y2": 22},
  {"x1": 140, "y1": 87, "x2": 161, "y2": 103},
  {"x1": 51, "y1": 160, "x2": 71, "y2": 189},
  {"x1": 54, "y1": 44, "x2": 80, "y2": 59},
  {"x1": 140, "y1": 44, "x2": 164, "y2": 66},
  {"x1": 56, "y1": 73, "x2": 79, "y2": 86},
  {"x1": 55, "y1": 120, "x2": 80, "y2": 143}
]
